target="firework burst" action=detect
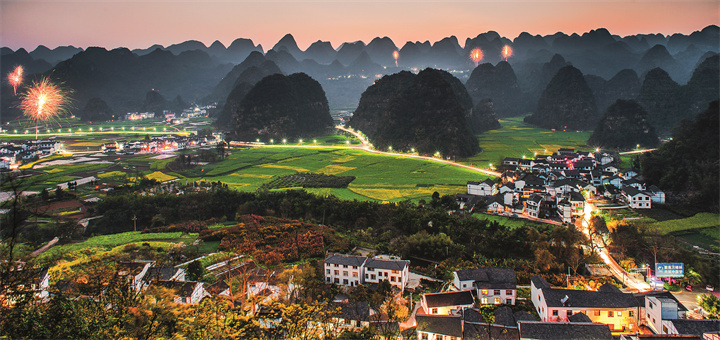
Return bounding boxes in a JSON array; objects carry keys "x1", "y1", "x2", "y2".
[
  {"x1": 392, "y1": 50, "x2": 399, "y2": 67},
  {"x1": 8, "y1": 65, "x2": 23, "y2": 95},
  {"x1": 470, "y1": 48, "x2": 483, "y2": 67},
  {"x1": 19, "y1": 77, "x2": 71, "y2": 138},
  {"x1": 502, "y1": 45, "x2": 513, "y2": 61}
]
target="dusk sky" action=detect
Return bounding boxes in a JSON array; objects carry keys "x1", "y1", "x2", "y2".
[{"x1": 1, "y1": 0, "x2": 718, "y2": 51}]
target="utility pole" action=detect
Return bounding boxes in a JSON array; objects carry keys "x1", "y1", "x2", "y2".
[{"x1": 132, "y1": 214, "x2": 137, "y2": 232}]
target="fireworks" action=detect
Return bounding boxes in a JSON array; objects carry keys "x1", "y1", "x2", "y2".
[
  {"x1": 392, "y1": 50, "x2": 399, "y2": 67},
  {"x1": 502, "y1": 45, "x2": 513, "y2": 61},
  {"x1": 470, "y1": 48, "x2": 483, "y2": 67},
  {"x1": 19, "y1": 77, "x2": 71, "y2": 138},
  {"x1": 8, "y1": 66, "x2": 23, "y2": 95}
]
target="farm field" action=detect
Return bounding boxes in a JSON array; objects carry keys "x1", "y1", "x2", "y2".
[{"x1": 461, "y1": 116, "x2": 592, "y2": 168}]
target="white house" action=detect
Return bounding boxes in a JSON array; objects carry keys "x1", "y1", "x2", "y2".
[
  {"x1": 363, "y1": 256, "x2": 410, "y2": 292},
  {"x1": 467, "y1": 179, "x2": 495, "y2": 196},
  {"x1": 153, "y1": 280, "x2": 208, "y2": 304},
  {"x1": 622, "y1": 186, "x2": 652, "y2": 209},
  {"x1": 648, "y1": 185, "x2": 666, "y2": 204},
  {"x1": 421, "y1": 290, "x2": 475, "y2": 315},
  {"x1": 454, "y1": 267, "x2": 517, "y2": 305},
  {"x1": 530, "y1": 276, "x2": 640, "y2": 332},
  {"x1": 324, "y1": 254, "x2": 366, "y2": 287}
]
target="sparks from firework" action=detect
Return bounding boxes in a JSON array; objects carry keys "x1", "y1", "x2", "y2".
[
  {"x1": 392, "y1": 50, "x2": 399, "y2": 67},
  {"x1": 8, "y1": 66, "x2": 23, "y2": 95},
  {"x1": 502, "y1": 45, "x2": 513, "y2": 61},
  {"x1": 19, "y1": 77, "x2": 71, "y2": 139},
  {"x1": 470, "y1": 48, "x2": 483, "y2": 67}
]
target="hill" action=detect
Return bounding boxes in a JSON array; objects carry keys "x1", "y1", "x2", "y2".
[
  {"x1": 587, "y1": 99, "x2": 658, "y2": 149},
  {"x1": 227, "y1": 73, "x2": 333, "y2": 140}
]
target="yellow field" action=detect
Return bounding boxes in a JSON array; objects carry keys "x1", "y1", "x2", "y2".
[
  {"x1": 44, "y1": 168, "x2": 63, "y2": 174},
  {"x1": 317, "y1": 164, "x2": 355, "y2": 175},
  {"x1": 230, "y1": 173, "x2": 273, "y2": 179},
  {"x1": 332, "y1": 155, "x2": 356, "y2": 163},
  {"x1": 69, "y1": 141, "x2": 104, "y2": 147},
  {"x1": 258, "y1": 164, "x2": 309, "y2": 172},
  {"x1": 97, "y1": 171, "x2": 127, "y2": 178},
  {"x1": 145, "y1": 171, "x2": 177, "y2": 182}
]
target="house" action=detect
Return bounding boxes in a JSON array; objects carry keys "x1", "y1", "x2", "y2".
[
  {"x1": 416, "y1": 315, "x2": 463, "y2": 340},
  {"x1": 4, "y1": 267, "x2": 51, "y2": 302},
  {"x1": 369, "y1": 321, "x2": 401, "y2": 340},
  {"x1": 467, "y1": 179, "x2": 495, "y2": 196},
  {"x1": 530, "y1": 276, "x2": 640, "y2": 332},
  {"x1": 152, "y1": 280, "x2": 208, "y2": 304},
  {"x1": 621, "y1": 178, "x2": 646, "y2": 191},
  {"x1": 644, "y1": 295, "x2": 685, "y2": 334},
  {"x1": 421, "y1": 290, "x2": 475, "y2": 315},
  {"x1": 483, "y1": 195, "x2": 506, "y2": 213},
  {"x1": 659, "y1": 319, "x2": 720, "y2": 336},
  {"x1": 117, "y1": 261, "x2": 154, "y2": 292},
  {"x1": 246, "y1": 268, "x2": 295, "y2": 303},
  {"x1": 142, "y1": 267, "x2": 186, "y2": 284},
  {"x1": 517, "y1": 320, "x2": 612, "y2": 340},
  {"x1": 324, "y1": 254, "x2": 366, "y2": 287},
  {"x1": 525, "y1": 194, "x2": 544, "y2": 218},
  {"x1": 205, "y1": 280, "x2": 231, "y2": 297},
  {"x1": 332, "y1": 301, "x2": 372, "y2": 330},
  {"x1": 363, "y1": 256, "x2": 410, "y2": 292},
  {"x1": 647, "y1": 185, "x2": 665, "y2": 204},
  {"x1": 622, "y1": 186, "x2": 652, "y2": 209},
  {"x1": 323, "y1": 254, "x2": 410, "y2": 291},
  {"x1": 454, "y1": 268, "x2": 517, "y2": 305}
]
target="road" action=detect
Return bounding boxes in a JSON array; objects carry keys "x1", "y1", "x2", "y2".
[
  {"x1": 618, "y1": 148, "x2": 658, "y2": 155},
  {"x1": 581, "y1": 202, "x2": 652, "y2": 292}
]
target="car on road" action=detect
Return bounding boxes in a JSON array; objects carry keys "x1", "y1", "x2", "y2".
[{"x1": 707, "y1": 285, "x2": 714, "y2": 292}]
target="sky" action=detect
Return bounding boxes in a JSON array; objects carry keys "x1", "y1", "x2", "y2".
[{"x1": 1, "y1": 0, "x2": 718, "y2": 51}]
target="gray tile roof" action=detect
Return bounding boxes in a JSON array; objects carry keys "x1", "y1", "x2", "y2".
[
  {"x1": 456, "y1": 268, "x2": 517, "y2": 289},
  {"x1": 424, "y1": 290, "x2": 475, "y2": 308},
  {"x1": 518, "y1": 321, "x2": 612, "y2": 340},
  {"x1": 669, "y1": 319, "x2": 720, "y2": 335},
  {"x1": 540, "y1": 287, "x2": 639, "y2": 308},
  {"x1": 531, "y1": 276, "x2": 550, "y2": 289},
  {"x1": 416, "y1": 315, "x2": 463, "y2": 338},
  {"x1": 364, "y1": 258, "x2": 408, "y2": 271},
  {"x1": 154, "y1": 280, "x2": 199, "y2": 297},
  {"x1": 324, "y1": 254, "x2": 367, "y2": 267},
  {"x1": 145, "y1": 267, "x2": 180, "y2": 282},
  {"x1": 334, "y1": 301, "x2": 370, "y2": 322},
  {"x1": 567, "y1": 312, "x2": 592, "y2": 323}
]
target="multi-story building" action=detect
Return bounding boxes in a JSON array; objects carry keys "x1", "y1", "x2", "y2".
[
  {"x1": 323, "y1": 254, "x2": 366, "y2": 288},
  {"x1": 323, "y1": 254, "x2": 410, "y2": 291},
  {"x1": 363, "y1": 257, "x2": 410, "y2": 292},
  {"x1": 454, "y1": 267, "x2": 517, "y2": 305}
]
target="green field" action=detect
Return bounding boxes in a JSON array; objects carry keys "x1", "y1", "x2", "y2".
[
  {"x1": 472, "y1": 213, "x2": 547, "y2": 229},
  {"x1": 461, "y1": 116, "x2": 592, "y2": 168}
]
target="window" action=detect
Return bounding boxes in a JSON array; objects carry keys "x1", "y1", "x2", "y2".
[
  {"x1": 662, "y1": 325, "x2": 668, "y2": 333},
  {"x1": 506, "y1": 299, "x2": 512, "y2": 304},
  {"x1": 352, "y1": 272, "x2": 358, "y2": 277},
  {"x1": 481, "y1": 298, "x2": 488, "y2": 304},
  {"x1": 367, "y1": 268, "x2": 374, "y2": 271},
  {"x1": 392, "y1": 270, "x2": 399, "y2": 274},
  {"x1": 343, "y1": 279, "x2": 348, "y2": 284},
  {"x1": 343, "y1": 271, "x2": 348, "y2": 276},
  {"x1": 334, "y1": 264, "x2": 338, "y2": 267},
  {"x1": 494, "y1": 289, "x2": 500, "y2": 295},
  {"x1": 648, "y1": 301, "x2": 654, "y2": 309},
  {"x1": 421, "y1": 333, "x2": 428, "y2": 340},
  {"x1": 343, "y1": 265, "x2": 348, "y2": 268},
  {"x1": 326, "y1": 269, "x2": 330, "y2": 274},
  {"x1": 566, "y1": 310, "x2": 572, "y2": 317},
  {"x1": 431, "y1": 308, "x2": 438, "y2": 314},
  {"x1": 494, "y1": 298, "x2": 501, "y2": 304},
  {"x1": 334, "y1": 270, "x2": 339, "y2": 275},
  {"x1": 353, "y1": 266, "x2": 357, "y2": 269},
  {"x1": 594, "y1": 310, "x2": 600, "y2": 316},
  {"x1": 629, "y1": 311, "x2": 634, "y2": 317},
  {"x1": 617, "y1": 311, "x2": 622, "y2": 317},
  {"x1": 326, "y1": 277, "x2": 330, "y2": 282},
  {"x1": 481, "y1": 289, "x2": 489, "y2": 295},
  {"x1": 334, "y1": 278, "x2": 339, "y2": 284},
  {"x1": 371, "y1": 275, "x2": 376, "y2": 280},
  {"x1": 506, "y1": 290, "x2": 512, "y2": 295},
  {"x1": 463, "y1": 284, "x2": 467, "y2": 288},
  {"x1": 390, "y1": 276, "x2": 396, "y2": 282},
  {"x1": 552, "y1": 310, "x2": 558, "y2": 316},
  {"x1": 608, "y1": 311, "x2": 613, "y2": 317}
]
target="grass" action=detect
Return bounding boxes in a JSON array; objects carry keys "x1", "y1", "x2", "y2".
[
  {"x1": 472, "y1": 213, "x2": 547, "y2": 229},
  {"x1": 650, "y1": 212, "x2": 720, "y2": 235},
  {"x1": 461, "y1": 116, "x2": 592, "y2": 168}
]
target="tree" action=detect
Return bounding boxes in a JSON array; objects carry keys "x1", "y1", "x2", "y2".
[
  {"x1": 55, "y1": 186, "x2": 64, "y2": 200},
  {"x1": 697, "y1": 294, "x2": 720, "y2": 319},
  {"x1": 216, "y1": 141, "x2": 227, "y2": 159},
  {"x1": 186, "y1": 260, "x2": 205, "y2": 281}
]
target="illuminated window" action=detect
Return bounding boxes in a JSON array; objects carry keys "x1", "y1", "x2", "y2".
[
  {"x1": 494, "y1": 298, "x2": 501, "y2": 304},
  {"x1": 481, "y1": 289, "x2": 489, "y2": 295},
  {"x1": 481, "y1": 298, "x2": 488, "y2": 304},
  {"x1": 594, "y1": 310, "x2": 600, "y2": 316},
  {"x1": 629, "y1": 311, "x2": 634, "y2": 317},
  {"x1": 608, "y1": 311, "x2": 613, "y2": 317},
  {"x1": 431, "y1": 308, "x2": 438, "y2": 314},
  {"x1": 617, "y1": 311, "x2": 622, "y2": 317}
]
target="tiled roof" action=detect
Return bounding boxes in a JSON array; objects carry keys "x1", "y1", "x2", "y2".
[
  {"x1": 416, "y1": 315, "x2": 463, "y2": 338},
  {"x1": 518, "y1": 321, "x2": 612, "y2": 340},
  {"x1": 324, "y1": 254, "x2": 367, "y2": 267},
  {"x1": 154, "y1": 280, "x2": 199, "y2": 297},
  {"x1": 145, "y1": 267, "x2": 180, "y2": 282},
  {"x1": 531, "y1": 276, "x2": 550, "y2": 289},
  {"x1": 334, "y1": 301, "x2": 371, "y2": 322},
  {"x1": 424, "y1": 290, "x2": 474, "y2": 308},
  {"x1": 540, "y1": 287, "x2": 639, "y2": 308},
  {"x1": 364, "y1": 258, "x2": 408, "y2": 271},
  {"x1": 455, "y1": 268, "x2": 517, "y2": 287},
  {"x1": 669, "y1": 319, "x2": 720, "y2": 335}
]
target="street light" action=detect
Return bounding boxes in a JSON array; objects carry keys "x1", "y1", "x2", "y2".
[{"x1": 282, "y1": 139, "x2": 286, "y2": 145}]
